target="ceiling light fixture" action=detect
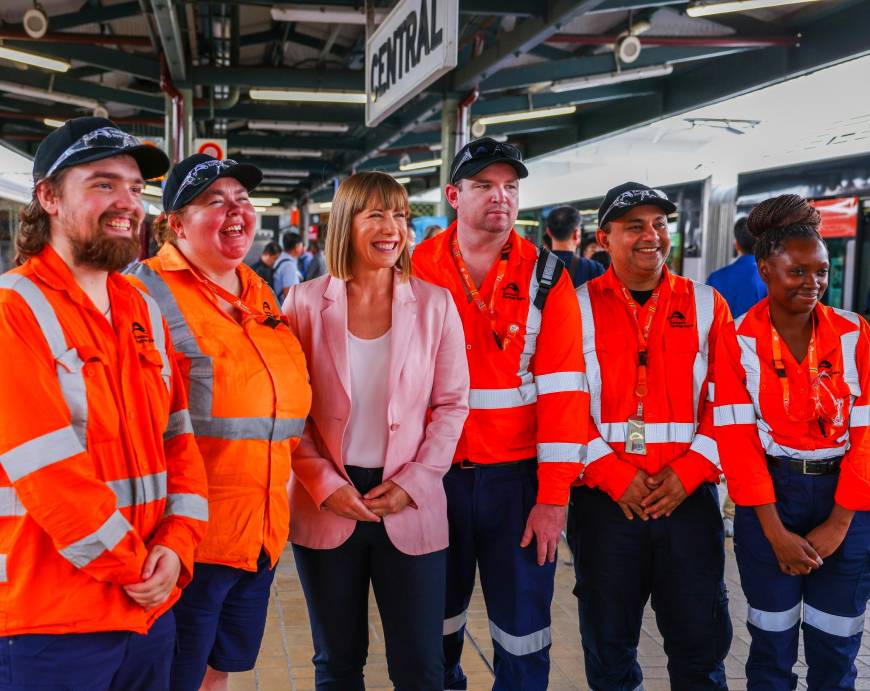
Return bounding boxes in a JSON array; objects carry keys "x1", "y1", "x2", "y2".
[
  {"x1": 477, "y1": 105, "x2": 577, "y2": 126},
  {"x1": 247, "y1": 120, "x2": 350, "y2": 133},
  {"x1": 258, "y1": 168, "x2": 310, "y2": 177},
  {"x1": 234, "y1": 147, "x2": 322, "y2": 158},
  {"x1": 549, "y1": 64, "x2": 673, "y2": 93},
  {"x1": 686, "y1": 0, "x2": 821, "y2": 16},
  {"x1": 0, "y1": 81, "x2": 99, "y2": 109},
  {"x1": 143, "y1": 185, "x2": 163, "y2": 197},
  {"x1": 0, "y1": 46, "x2": 70, "y2": 73},
  {"x1": 43, "y1": 118, "x2": 64, "y2": 128},
  {"x1": 249, "y1": 89, "x2": 367, "y2": 104},
  {"x1": 253, "y1": 206, "x2": 269, "y2": 213},
  {"x1": 399, "y1": 158, "x2": 443, "y2": 172},
  {"x1": 514, "y1": 219, "x2": 540, "y2": 227},
  {"x1": 249, "y1": 196, "x2": 281, "y2": 206},
  {"x1": 394, "y1": 177, "x2": 412, "y2": 184},
  {"x1": 270, "y1": 5, "x2": 388, "y2": 25}
]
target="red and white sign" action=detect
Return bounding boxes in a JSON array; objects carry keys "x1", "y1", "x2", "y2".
[
  {"x1": 194, "y1": 138, "x2": 227, "y2": 160},
  {"x1": 812, "y1": 197, "x2": 859, "y2": 238}
]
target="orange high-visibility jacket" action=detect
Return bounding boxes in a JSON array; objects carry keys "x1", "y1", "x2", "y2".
[
  {"x1": 0, "y1": 246, "x2": 207, "y2": 636},
  {"x1": 413, "y1": 225, "x2": 587, "y2": 505},
  {"x1": 128, "y1": 243, "x2": 312, "y2": 570},
  {"x1": 713, "y1": 299, "x2": 870, "y2": 510},
  {"x1": 577, "y1": 266, "x2": 729, "y2": 501}
]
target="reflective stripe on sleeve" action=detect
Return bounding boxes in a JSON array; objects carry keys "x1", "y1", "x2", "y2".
[
  {"x1": 688, "y1": 434, "x2": 720, "y2": 469},
  {"x1": 0, "y1": 426, "x2": 85, "y2": 482},
  {"x1": 106, "y1": 472, "x2": 167, "y2": 509},
  {"x1": 164, "y1": 409, "x2": 194, "y2": 441},
  {"x1": 489, "y1": 621, "x2": 551, "y2": 657},
  {"x1": 597, "y1": 422, "x2": 696, "y2": 445},
  {"x1": 537, "y1": 442, "x2": 584, "y2": 463},
  {"x1": 165, "y1": 493, "x2": 209, "y2": 521},
  {"x1": 59, "y1": 510, "x2": 133, "y2": 569},
  {"x1": 837, "y1": 320, "x2": 862, "y2": 399},
  {"x1": 713, "y1": 403, "x2": 757, "y2": 426},
  {"x1": 804, "y1": 604, "x2": 865, "y2": 637},
  {"x1": 535, "y1": 371, "x2": 588, "y2": 395},
  {"x1": 851, "y1": 405, "x2": 870, "y2": 428},
  {"x1": 443, "y1": 610, "x2": 468, "y2": 636},
  {"x1": 747, "y1": 603, "x2": 801, "y2": 632},
  {"x1": 469, "y1": 382, "x2": 537, "y2": 410},
  {"x1": 585, "y1": 437, "x2": 612, "y2": 465},
  {"x1": 0, "y1": 555, "x2": 6, "y2": 582},
  {"x1": 0, "y1": 487, "x2": 25, "y2": 517}
]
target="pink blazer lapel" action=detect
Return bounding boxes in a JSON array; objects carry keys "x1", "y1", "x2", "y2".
[
  {"x1": 321, "y1": 276, "x2": 351, "y2": 398},
  {"x1": 387, "y1": 275, "x2": 417, "y2": 403}
]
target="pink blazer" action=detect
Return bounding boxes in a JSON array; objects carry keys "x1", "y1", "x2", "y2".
[{"x1": 283, "y1": 273, "x2": 469, "y2": 555}]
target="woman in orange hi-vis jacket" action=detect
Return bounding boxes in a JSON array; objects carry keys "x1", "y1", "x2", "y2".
[
  {"x1": 713, "y1": 194, "x2": 870, "y2": 691},
  {"x1": 127, "y1": 154, "x2": 312, "y2": 691}
]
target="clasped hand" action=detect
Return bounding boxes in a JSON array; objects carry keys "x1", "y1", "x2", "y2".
[
  {"x1": 618, "y1": 467, "x2": 688, "y2": 521},
  {"x1": 323, "y1": 480, "x2": 412, "y2": 522}
]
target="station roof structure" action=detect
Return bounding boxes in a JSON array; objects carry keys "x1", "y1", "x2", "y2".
[{"x1": 0, "y1": 0, "x2": 867, "y2": 205}]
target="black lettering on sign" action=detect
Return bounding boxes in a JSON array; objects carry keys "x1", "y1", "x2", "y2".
[
  {"x1": 431, "y1": 0, "x2": 443, "y2": 48},
  {"x1": 417, "y1": 0, "x2": 430, "y2": 59},
  {"x1": 406, "y1": 12, "x2": 418, "y2": 68}
]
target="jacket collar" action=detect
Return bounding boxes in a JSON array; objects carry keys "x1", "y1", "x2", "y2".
[
  {"x1": 598, "y1": 263, "x2": 677, "y2": 298},
  {"x1": 30, "y1": 244, "x2": 135, "y2": 309},
  {"x1": 155, "y1": 242, "x2": 262, "y2": 302},
  {"x1": 433, "y1": 221, "x2": 536, "y2": 264}
]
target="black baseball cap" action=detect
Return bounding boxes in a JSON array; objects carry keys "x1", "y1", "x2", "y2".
[
  {"x1": 33, "y1": 116, "x2": 169, "y2": 184},
  {"x1": 162, "y1": 154, "x2": 262, "y2": 212},
  {"x1": 598, "y1": 182, "x2": 677, "y2": 227},
  {"x1": 449, "y1": 137, "x2": 528, "y2": 185}
]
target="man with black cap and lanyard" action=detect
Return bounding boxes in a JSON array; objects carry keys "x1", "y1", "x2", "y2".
[
  {"x1": 570, "y1": 182, "x2": 733, "y2": 690},
  {"x1": 413, "y1": 138, "x2": 587, "y2": 690},
  {"x1": 0, "y1": 117, "x2": 208, "y2": 689}
]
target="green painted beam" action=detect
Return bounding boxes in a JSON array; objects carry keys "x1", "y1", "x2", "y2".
[
  {"x1": 194, "y1": 102, "x2": 363, "y2": 124},
  {"x1": 189, "y1": 66, "x2": 362, "y2": 90},
  {"x1": 229, "y1": 133, "x2": 364, "y2": 151},
  {"x1": 50, "y1": 1, "x2": 143, "y2": 31},
  {"x1": 224, "y1": 157, "x2": 335, "y2": 174},
  {"x1": 4, "y1": 41, "x2": 160, "y2": 82},
  {"x1": 240, "y1": 27, "x2": 349, "y2": 55},
  {"x1": 586, "y1": 0, "x2": 686, "y2": 13},
  {"x1": 473, "y1": 83, "x2": 659, "y2": 115}
]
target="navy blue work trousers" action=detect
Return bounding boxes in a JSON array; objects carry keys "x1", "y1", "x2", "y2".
[
  {"x1": 734, "y1": 463, "x2": 870, "y2": 691},
  {"x1": 568, "y1": 482, "x2": 731, "y2": 691},
  {"x1": 442, "y1": 460, "x2": 556, "y2": 691},
  {"x1": 293, "y1": 466, "x2": 446, "y2": 691}
]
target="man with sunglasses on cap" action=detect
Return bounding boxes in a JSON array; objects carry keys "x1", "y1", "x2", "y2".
[
  {"x1": 569, "y1": 182, "x2": 733, "y2": 690},
  {"x1": 413, "y1": 138, "x2": 587, "y2": 690},
  {"x1": 0, "y1": 117, "x2": 208, "y2": 689}
]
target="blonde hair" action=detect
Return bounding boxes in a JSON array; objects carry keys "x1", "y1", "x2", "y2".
[
  {"x1": 151, "y1": 210, "x2": 185, "y2": 247},
  {"x1": 325, "y1": 172, "x2": 411, "y2": 281}
]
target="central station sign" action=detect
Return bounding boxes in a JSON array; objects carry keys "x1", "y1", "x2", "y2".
[{"x1": 365, "y1": 0, "x2": 458, "y2": 127}]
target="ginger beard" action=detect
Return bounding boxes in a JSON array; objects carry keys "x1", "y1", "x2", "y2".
[{"x1": 69, "y1": 213, "x2": 141, "y2": 272}]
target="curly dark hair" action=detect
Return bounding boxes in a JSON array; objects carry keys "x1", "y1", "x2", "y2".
[
  {"x1": 15, "y1": 169, "x2": 68, "y2": 266},
  {"x1": 746, "y1": 194, "x2": 823, "y2": 262}
]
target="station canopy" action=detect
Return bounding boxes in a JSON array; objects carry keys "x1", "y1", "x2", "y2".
[{"x1": 0, "y1": 0, "x2": 867, "y2": 206}]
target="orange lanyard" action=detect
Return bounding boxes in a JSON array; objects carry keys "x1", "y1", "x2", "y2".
[
  {"x1": 618, "y1": 283, "x2": 662, "y2": 401},
  {"x1": 770, "y1": 315, "x2": 819, "y2": 421},
  {"x1": 189, "y1": 265, "x2": 282, "y2": 328},
  {"x1": 450, "y1": 233, "x2": 518, "y2": 351}
]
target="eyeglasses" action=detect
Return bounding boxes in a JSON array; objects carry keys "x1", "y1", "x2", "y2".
[
  {"x1": 45, "y1": 127, "x2": 142, "y2": 179},
  {"x1": 601, "y1": 188, "x2": 670, "y2": 223},
  {"x1": 171, "y1": 158, "x2": 239, "y2": 209},
  {"x1": 450, "y1": 140, "x2": 523, "y2": 181}
]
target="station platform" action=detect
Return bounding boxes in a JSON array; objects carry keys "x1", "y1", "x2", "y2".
[{"x1": 228, "y1": 538, "x2": 870, "y2": 691}]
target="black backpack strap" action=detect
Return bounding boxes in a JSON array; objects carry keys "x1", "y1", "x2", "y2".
[
  {"x1": 533, "y1": 247, "x2": 564, "y2": 311},
  {"x1": 568, "y1": 254, "x2": 580, "y2": 284}
]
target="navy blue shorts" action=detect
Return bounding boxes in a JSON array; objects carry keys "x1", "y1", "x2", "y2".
[
  {"x1": 170, "y1": 550, "x2": 276, "y2": 690},
  {"x1": 0, "y1": 610, "x2": 175, "y2": 691}
]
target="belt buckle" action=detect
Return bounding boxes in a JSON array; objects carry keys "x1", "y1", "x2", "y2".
[
  {"x1": 459, "y1": 459, "x2": 475, "y2": 470},
  {"x1": 802, "y1": 458, "x2": 824, "y2": 476}
]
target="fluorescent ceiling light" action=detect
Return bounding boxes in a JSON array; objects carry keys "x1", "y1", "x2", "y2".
[
  {"x1": 250, "y1": 89, "x2": 367, "y2": 104},
  {"x1": 253, "y1": 206, "x2": 268, "y2": 213},
  {"x1": 686, "y1": 0, "x2": 822, "y2": 16},
  {"x1": 43, "y1": 118, "x2": 64, "y2": 128},
  {"x1": 262, "y1": 177, "x2": 302, "y2": 184},
  {"x1": 0, "y1": 46, "x2": 70, "y2": 73},
  {"x1": 144, "y1": 185, "x2": 163, "y2": 197},
  {"x1": 0, "y1": 81, "x2": 99, "y2": 109},
  {"x1": 399, "y1": 158, "x2": 443, "y2": 172},
  {"x1": 247, "y1": 120, "x2": 350, "y2": 133},
  {"x1": 550, "y1": 65, "x2": 673, "y2": 93},
  {"x1": 147, "y1": 203, "x2": 162, "y2": 216},
  {"x1": 249, "y1": 196, "x2": 281, "y2": 205},
  {"x1": 259, "y1": 168, "x2": 310, "y2": 177},
  {"x1": 234, "y1": 147, "x2": 322, "y2": 158},
  {"x1": 477, "y1": 105, "x2": 577, "y2": 126},
  {"x1": 514, "y1": 219, "x2": 540, "y2": 227},
  {"x1": 270, "y1": 5, "x2": 387, "y2": 25},
  {"x1": 394, "y1": 177, "x2": 411, "y2": 184}
]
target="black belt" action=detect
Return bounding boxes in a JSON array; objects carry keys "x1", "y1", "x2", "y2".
[
  {"x1": 766, "y1": 454, "x2": 841, "y2": 476},
  {"x1": 458, "y1": 458, "x2": 534, "y2": 470}
]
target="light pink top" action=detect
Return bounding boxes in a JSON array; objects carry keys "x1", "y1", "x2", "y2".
[{"x1": 344, "y1": 330, "x2": 391, "y2": 469}]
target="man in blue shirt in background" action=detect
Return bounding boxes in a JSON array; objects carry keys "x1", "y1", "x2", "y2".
[
  {"x1": 545, "y1": 205, "x2": 605, "y2": 288},
  {"x1": 706, "y1": 217, "x2": 767, "y2": 317}
]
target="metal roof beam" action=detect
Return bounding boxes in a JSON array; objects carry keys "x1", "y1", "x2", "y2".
[
  {"x1": 42, "y1": 2, "x2": 143, "y2": 31},
  {"x1": 4, "y1": 41, "x2": 160, "y2": 82},
  {"x1": 229, "y1": 133, "x2": 364, "y2": 151},
  {"x1": 585, "y1": 0, "x2": 686, "y2": 13},
  {"x1": 189, "y1": 66, "x2": 362, "y2": 89},
  {"x1": 223, "y1": 157, "x2": 332, "y2": 174},
  {"x1": 451, "y1": 0, "x2": 609, "y2": 90},
  {"x1": 474, "y1": 83, "x2": 658, "y2": 115},
  {"x1": 193, "y1": 102, "x2": 364, "y2": 124},
  {"x1": 149, "y1": 0, "x2": 187, "y2": 82},
  {"x1": 240, "y1": 27, "x2": 349, "y2": 55}
]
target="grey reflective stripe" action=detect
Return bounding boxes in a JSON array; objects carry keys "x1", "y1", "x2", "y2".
[
  {"x1": 0, "y1": 426, "x2": 84, "y2": 482},
  {"x1": 851, "y1": 405, "x2": 870, "y2": 427},
  {"x1": 714, "y1": 403, "x2": 757, "y2": 426},
  {"x1": 134, "y1": 288, "x2": 171, "y2": 392},
  {"x1": 804, "y1": 603, "x2": 865, "y2": 637},
  {"x1": 443, "y1": 610, "x2": 468, "y2": 636},
  {"x1": 758, "y1": 431, "x2": 847, "y2": 460},
  {"x1": 468, "y1": 382, "x2": 537, "y2": 410},
  {"x1": 585, "y1": 437, "x2": 612, "y2": 465},
  {"x1": 59, "y1": 510, "x2": 132, "y2": 568},
  {"x1": 0, "y1": 275, "x2": 89, "y2": 447},
  {"x1": 577, "y1": 285, "x2": 603, "y2": 423},
  {"x1": 598, "y1": 421, "x2": 696, "y2": 444},
  {"x1": 130, "y1": 263, "x2": 303, "y2": 443},
  {"x1": 516, "y1": 255, "x2": 544, "y2": 388},
  {"x1": 537, "y1": 442, "x2": 584, "y2": 463},
  {"x1": 0, "y1": 487, "x2": 25, "y2": 517},
  {"x1": 747, "y1": 603, "x2": 801, "y2": 632},
  {"x1": 105, "y1": 471, "x2": 167, "y2": 509},
  {"x1": 838, "y1": 328, "x2": 862, "y2": 399},
  {"x1": 689, "y1": 434, "x2": 720, "y2": 469},
  {"x1": 489, "y1": 621, "x2": 551, "y2": 656},
  {"x1": 164, "y1": 409, "x2": 194, "y2": 441},
  {"x1": 166, "y1": 493, "x2": 208, "y2": 521},
  {"x1": 707, "y1": 383, "x2": 715, "y2": 402},
  {"x1": 692, "y1": 283, "x2": 715, "y2": 424},
  {"x1": 0, "y1": 555, "x2": 6, "y2": 583},
  {"x1": 535, "y1": 371, "x2": 588, "y2": 395}
]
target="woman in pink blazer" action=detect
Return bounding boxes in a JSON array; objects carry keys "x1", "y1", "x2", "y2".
[{"x1": 283, "y1": 172, "x2": 469, "y2": 690}]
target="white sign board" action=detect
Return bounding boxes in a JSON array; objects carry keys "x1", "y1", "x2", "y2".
[{"x1": 365, "y1": 0, "x2": 458, "y2": 127}]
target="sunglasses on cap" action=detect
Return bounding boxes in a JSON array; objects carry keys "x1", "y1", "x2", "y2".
[
  {"x1": 45, "y1": 127, "x2": 142, "y2": 179},
  {"x1": 450, "y1": 140, "x2": 523, "y2": 180},
  {"x1": 171, "y1": 158, "x2": 240, "y2": 209}
]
